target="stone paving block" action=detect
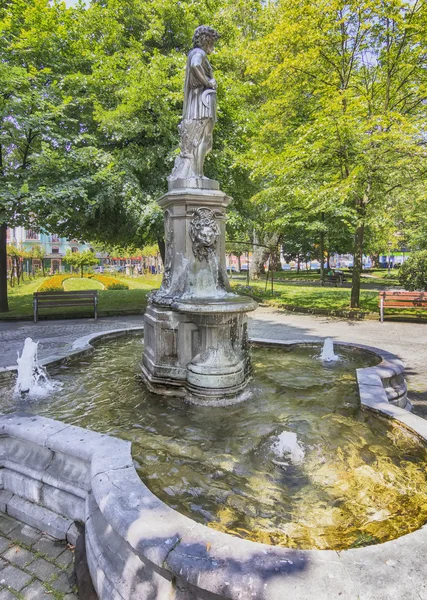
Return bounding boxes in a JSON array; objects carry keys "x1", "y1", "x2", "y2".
[
  {"x1": 50, "y1": 571, "x2": 74, "y2": 594},
  {"x1": 21, "y1": 580, "x2": 54, "y2": 600},
  {"x1": 0, "y1": 537, "x2": 11, "y2": 554},
  {"x1": 63, "y1": 594, "x2": 79, "y2": 600},
  {"x1": 33, "y1": 535, "x2": 65, "y2": 560},
  {"x1": 0, "y1": 563, "x2": 32, "y2": 590},
  {"x1": 0, "y1": 589, "x2": 16, "y2": 600},
  {"x1": 55, "y1": 549, "x2": 74, "y2": 569},
  {"x1": 27, "y1": 557, "x2": 59, "y2": 582},
  {"x1": 9, "y1": 523, "x2": 42, "y2": 547},
  {"x1": 0, "y1": 515, "x2": 19, "y2": 536},
  {"x1": 3, "y1": 545, "x2": 36, "y2": 567}
]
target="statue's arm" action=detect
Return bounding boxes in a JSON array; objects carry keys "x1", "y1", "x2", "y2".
[{"x1": 190, "y1": 52, "x2": 216, "y2": 89}]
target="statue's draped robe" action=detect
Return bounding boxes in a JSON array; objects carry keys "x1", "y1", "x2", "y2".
[{"x1": 182, "y1": 48, "x2": 217, "y2": 122}]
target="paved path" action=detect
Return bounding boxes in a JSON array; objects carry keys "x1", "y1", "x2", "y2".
[
  {"x1": 0, "y1": 309, "x2": 425, "y2": 414},
  {"x1": 0, "y1": 514, "x2": 76, "y2": 599}
]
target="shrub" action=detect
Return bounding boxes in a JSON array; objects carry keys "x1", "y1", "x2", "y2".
[
  {"x1": 38, "y1": 275, "x2": 73, "y2": 292},
  {"x1": 105, "y1": 282, "x2": 130, "y2": 290},
  {"x1": 398, "y1": 251, "x2": 427, "y2": 291},
  {"x1": 91, "y1": 275, "x2": 129, "y2": 290}
]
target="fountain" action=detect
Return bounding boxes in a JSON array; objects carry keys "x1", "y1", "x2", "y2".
[
  {"x1": 0, "y1": 25, "x2": 426, "y2": 600},
  {"x1": 320, "y1": 337, "x2": 340, "y2": 362},
  {"x1": 14, "y1": 337, "x2": 61, "y2": 397},
  {"x1": 141, "y1": 25, "x2": 256, "y2": 402}
]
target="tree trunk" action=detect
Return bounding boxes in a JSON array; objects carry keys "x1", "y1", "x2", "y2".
[
  {"x1": 249, "y1": 241, "x2": 268, "y2": 280},
  {"x1": 250, "y1": 233, "x2": 277, "y2": 280},
  {"x1": 237, "y1": 255, "x2": 241, "y2": 272},
  {"x1": 320, "y1": 213, "x2": 325, "y2": 283},
  {"x1": 297, "y1": 253, "x2": 300, "y2": 273},
  {"x1": 0, "y1": 224, "x2": 9, "y2": 312},
  {"x1": 16, "y1": 258, "x2": 21, "y2": 286},
  {"x1": 80, "y1": 264, "x2": 84, "y2": 278},
  {"x1": 350, "y1": 211, "x2": 366, "y2": 309},
  {"x1": 11, "y1": 256, "x2": 17, "y2": 287},
  {"x1": 157, "y1": 238, "x2": 165, "y2": 266}
]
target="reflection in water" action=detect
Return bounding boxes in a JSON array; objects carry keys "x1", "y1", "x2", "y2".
[{"x1": 1, "y1": 336, "x2": 427, "y2": 551}]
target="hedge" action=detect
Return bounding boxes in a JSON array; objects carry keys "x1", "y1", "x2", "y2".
[
  {"x1": 38, "y1": 275, "x2": 73, "y2": 292},
  {"x1": 87, "y1": 274, "x2": 129, "y2": 290}
]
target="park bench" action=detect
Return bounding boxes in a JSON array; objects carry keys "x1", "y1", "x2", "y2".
[
  {"x1": 379, "y1": 290, "x2": 427, "y2": 323},
  {"x1": 33, "y1": 290, "x2": 98, "y2": 323},
  {"x1": 325, "y1": 273, "x2": 347, "y2": 287}
]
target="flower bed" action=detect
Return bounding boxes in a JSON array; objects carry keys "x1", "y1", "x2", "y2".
[
  {"x1": 88, "y1": 274, "x2": 129, "y2": 290},
  {"x1": 38, "y1": 275, "x2": 73, "y2": 292}
]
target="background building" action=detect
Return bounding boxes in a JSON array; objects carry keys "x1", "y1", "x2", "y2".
[{"x1": 6, "y1": 227, "x2": 92, "y2": 273}]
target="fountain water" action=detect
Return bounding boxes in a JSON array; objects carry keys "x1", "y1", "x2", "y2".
[
  {"x1": 14, "y1": 337, "x2": 62, "y2": 398},
  {"x1": 272, "y1": 430, "x2": 306, "y2": 465},
  {"x1": 320, "y1": 337, "x2": 340, "y2": 362}
]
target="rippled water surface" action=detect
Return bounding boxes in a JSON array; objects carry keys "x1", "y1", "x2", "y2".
[{"x1": 2, "y1": 335, "x2": 427, "y2": 550}]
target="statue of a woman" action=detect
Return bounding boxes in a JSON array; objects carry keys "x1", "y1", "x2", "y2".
[{"x1": 169, "y1": 26, "x2": 220, "y2": 186}]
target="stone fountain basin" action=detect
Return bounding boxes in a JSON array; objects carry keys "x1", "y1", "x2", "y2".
[
  {"x1": 0, "y1": 328, "x2": 425, "y2": 600},
  {"x1": 172, "y1": 294, "x2": 258, "y2": 314}
]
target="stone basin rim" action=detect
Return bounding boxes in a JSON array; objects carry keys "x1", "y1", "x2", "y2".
[{"x1": 0, "y1": 326, "x2": 423, "y2": 600}]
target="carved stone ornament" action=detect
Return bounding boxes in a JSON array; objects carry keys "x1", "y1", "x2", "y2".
[
  {"x1": 189, "y1": 207, "x2": 221, "y2": 261},
  {"x1": 161, "y1": 210, "x2": 174, "y2": 291}
]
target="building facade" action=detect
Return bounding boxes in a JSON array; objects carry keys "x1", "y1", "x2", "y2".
[{"x1": 6, "y1": 227, "x2": 92, "y2": 273}]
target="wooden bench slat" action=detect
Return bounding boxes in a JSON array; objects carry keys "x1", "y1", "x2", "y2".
[
  {"x1": 379, "y1": 292, "x2": 427, "y2": 298},
  {"x1": 33, "y1": 290, "x2": 98, "y2": 322},
  {"x1": 379, "y1": 302, "x2": 427, "y2": 307},
  {"x1": 36, "y1": 301, "x2": 96, "y2": 308},
  {"x1": 379, "y1": 290, "x2": 427, "y2": 322},
  {"x1": 34, "y1": 292, "x2": 98, "y2": 297}
]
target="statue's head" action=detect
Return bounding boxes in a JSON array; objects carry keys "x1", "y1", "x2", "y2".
[{"x1": 192, "y1": 25, "x2": 220, "y2": 54}]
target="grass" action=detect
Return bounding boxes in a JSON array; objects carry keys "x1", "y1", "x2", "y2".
[
  {"x1": 63, "y1": 277, "x2": 104, "y2": 291},
  {"x1": 231, "y1": 280, "x2": 378, "y2": 312},
  {"x1": 0, "y1": 272, "x2": 419, "y2": 321},
  {"x1": 0, "y1": 275, "x2": 161, "y2": 320}
]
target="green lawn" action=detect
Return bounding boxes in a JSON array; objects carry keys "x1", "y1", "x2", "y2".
[
  {"x1": 63, "y1": 277, "x2": 104, "y2": 291},
  {"x1": 231, "y1": 281, "x2": 378, "y2": 312},
  {"x1": 0, "y1": 275, "x2": 160, "y2": 320},
  {"x1": 231, "y1": 269, "x2": 400, "y2": 286},
  {"x1": 0, "y1": 273, "x2": 418, "y2": 321},
  {"x1": 1, "y1": 277, "x2": 50, "y2": 318}
]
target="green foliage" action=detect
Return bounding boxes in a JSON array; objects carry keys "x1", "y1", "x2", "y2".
[
  {"x1": 64, "y1": 249, "x2": 98, "y2": 276},
  {"x1": 243, "y1": 0, "x2": 427, "y2": 306},
  {"x1": 398, "y1": 252, "x2": 427, "y2": 291}
]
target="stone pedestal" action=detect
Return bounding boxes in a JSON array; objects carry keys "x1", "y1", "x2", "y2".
[{"x1": 141, "y1": 181, "x2": 257, "y2": 402}]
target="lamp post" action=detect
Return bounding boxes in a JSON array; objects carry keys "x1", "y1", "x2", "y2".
[{"x1": 387, "y1": 241, "x2": 393, "y2": 276}]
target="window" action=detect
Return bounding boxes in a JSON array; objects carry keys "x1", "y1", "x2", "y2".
[
  {"x1": 51, "y1": 234, "x2": 60, "y2": 243},
  {"x1": 51, "y1": 247, "x2": 60, "y2": 254},
  {"x1": 71, "y1": 246, "x2": 79, "y2": 253},
  {"x1": 26, "y1": 230, "x2": 39, "y2": 240}
]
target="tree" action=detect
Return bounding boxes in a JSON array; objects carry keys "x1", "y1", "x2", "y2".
[
  {"x1": 30, "y1": 245, "x2": 46, "y2": 276},
  {"x1": 398, "y1": 251, "x2": 427, "y2": 291},
  {"x1": 64, "y1": 249, "x2": 99, "y2": 278},
  {"x1": 245, "y1": 0, "x2": 427, "y2": 307},
  {"x1": 0, "y1": 0, "x2": 147, "y2": 311}
]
